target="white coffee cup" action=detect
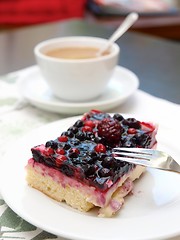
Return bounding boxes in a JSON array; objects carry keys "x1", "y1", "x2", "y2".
[{"x1": 34, "y1": 36, "x2": 120, "y2": 102}]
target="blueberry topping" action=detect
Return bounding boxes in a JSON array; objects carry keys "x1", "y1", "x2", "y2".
[
  {"x1": 113, "y1": 113, "x2": 124, "y2": 121},
  {"x1": 68, "y1": 126, "x2": 78, "y2": 134},
  {"x1": 124, "y1": 118, "x2": 141, "y2": 129},
  {"x1": 65, "y1": 130, "x2": 74, "y2": 138},
  {"x1": 102, "y1": 156, "x2": 116, "y2": 168},
  {"x1": 63, "y1": 143, "x2": 71, "y2": 150},
  {"x1": 75, "y1": 132, "x2": 85, "y2": 141},
  {"x1": 94, "y1": 136, "x2": 101, "y2": 143},
  {"x1": 31, "y1": 148, "x2": 44, "y2": 163},
  {"x1": 70, "y1": 139, "x2": 80, "y2": 146},
  {"x1": 84, "y1": 164, "x2": 96, "y2": 177},
  {"x1": 45, "y1": 140, "x2": 58, "y2": 149},
  {"x1": 98, "y1": 168, "x2": 112, "y2": 177},
  {"x1": 68, "y1": 148, "x2": 79, "y2": 158},
  {"x1": 74, "y1": 120, "x2": 83, "y2": 128},
  {"x1": 60, "y1": 164, "x2": 74, "y2": 177},
  {"x1": 85, "y1": 132, "x2": 95, "y2": 140},
  {"x1": 94, "y1": 177, "x2": 108, "y2": 189},
  {"x1": 31, "y1": 110, "x2": 156, "y2": 191}
]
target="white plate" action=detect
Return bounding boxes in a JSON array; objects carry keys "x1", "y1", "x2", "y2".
[
  {"x1": 18, "y1": 66, "x2": 139, "y2": 115},
  {"x1": 1, "y1": 115, "x2": 180, "y2": 240}
]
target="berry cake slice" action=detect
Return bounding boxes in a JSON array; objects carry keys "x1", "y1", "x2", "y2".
[{"x1": 26, "y1": 110, "x2": 157, "y2": 217}]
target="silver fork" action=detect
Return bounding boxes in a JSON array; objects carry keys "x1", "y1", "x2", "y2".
[{"x1": 112, "y1": 148, "x2": 180, "y2": 174}]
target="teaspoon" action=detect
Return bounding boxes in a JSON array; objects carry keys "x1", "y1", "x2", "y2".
[{"x1": 96, "y1": 12, "x2": 139, "y2": 56}]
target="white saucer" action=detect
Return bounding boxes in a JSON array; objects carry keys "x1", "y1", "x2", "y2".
[{"x1": 18, "y1": 66, "x2": 139, "y2": 115}]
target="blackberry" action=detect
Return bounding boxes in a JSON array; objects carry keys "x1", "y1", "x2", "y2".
[{"x1": 97, "y1": 118, "x2": 121, "y2": 144}]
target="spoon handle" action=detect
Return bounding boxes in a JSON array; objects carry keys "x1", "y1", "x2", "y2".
[
  {"x1": 98, "y1": 12, "x2": 139, "y2": 56},
  {"x1": 109, "y1": 12, "x2": 138, "y2": 44}
]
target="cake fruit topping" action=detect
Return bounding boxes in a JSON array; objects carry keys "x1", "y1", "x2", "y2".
[{"x1": 31, "y1": 110, "x2": 157, "y2": 191}]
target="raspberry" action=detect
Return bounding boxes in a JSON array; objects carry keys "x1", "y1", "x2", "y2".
[{"x1": 97, "y1": 118, "x2": 121, "y2": 144}]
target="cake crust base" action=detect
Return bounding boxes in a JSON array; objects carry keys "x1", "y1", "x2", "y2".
[
  {"x1": 26, "y1": 161, "x2": 145, "y2": 216},
  {"x1": 26, "y1": 165, "x2": 94, "y2": 212}
]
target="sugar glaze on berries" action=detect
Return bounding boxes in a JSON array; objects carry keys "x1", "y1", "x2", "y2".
[{"x1": 31, "y1": 110, "x2": 157, "y2": 191}]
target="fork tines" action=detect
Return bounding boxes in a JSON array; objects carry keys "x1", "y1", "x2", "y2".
[
  {"x1": 113, "y1": 148, "x2": 153, "y2": 161},
  {"x1": 112, "y1": 148, "x2": 154, "y2": 167},
  {"x1": 112, "y1": 147, "x2": 180, "y2": 173}
]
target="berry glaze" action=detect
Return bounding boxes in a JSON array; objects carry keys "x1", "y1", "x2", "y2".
[{"x1": 31, "y1": 110, "x2": 157, "y2": 192}]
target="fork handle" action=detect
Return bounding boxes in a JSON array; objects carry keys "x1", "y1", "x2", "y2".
[{"x1": 167, "y1": 157, "x2": 180, "y2": 173}]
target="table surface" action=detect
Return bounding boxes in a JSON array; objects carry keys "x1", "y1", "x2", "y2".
[{"x1": 0, "y1": 19, "x2": 180, "y2": 104}]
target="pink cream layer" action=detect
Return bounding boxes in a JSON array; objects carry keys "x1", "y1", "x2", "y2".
[{"x1": 27, "y1": 158, "x2": 135, "y2": 208}]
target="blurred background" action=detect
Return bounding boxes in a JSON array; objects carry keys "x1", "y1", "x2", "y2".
[{"x1": 0, "y1": 0, "x2": 179, "y2": 40}]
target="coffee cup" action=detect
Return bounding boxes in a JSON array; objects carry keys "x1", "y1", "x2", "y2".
[{"x1": 34, "y1": 36, "x2": 120, "y2": 102}]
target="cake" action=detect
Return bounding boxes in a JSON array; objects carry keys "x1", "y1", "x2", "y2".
[{"x1": 26, "y1": 110, "x2": 157, "y2": 217}]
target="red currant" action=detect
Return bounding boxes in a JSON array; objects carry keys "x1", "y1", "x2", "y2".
[
  {"x1": 94, "y1": 143, "x2": 106, "y2": 153},
  {"x1": 91, "y1": 109, "x2": 102, "y2": 114},
  {"x1": 82, "y1": 126, "x2": 93, "y2": 132},
  {"x1": 58, "y1": 135, "x2": 68, "y2": 142},
  {"x1": 128, "y1": 128, "x2": 137, "y2": 134},
  {"x1": 55, "y1": 155, "x2": 67, "y2": 167},
  {"x1": 56, "y1": 148, "x2": 65, "y2": 155},
  {"x1": 44, "y1": 148, "x2": 54, "y2": 156},
  {"x1": 71, "y1": 148, "x2": 80, "y2": 154},
  {"x1": 84, "y1": 120, "x2": 95, "y2": 129}
]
